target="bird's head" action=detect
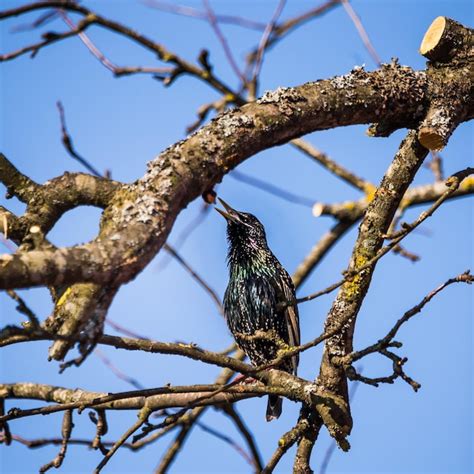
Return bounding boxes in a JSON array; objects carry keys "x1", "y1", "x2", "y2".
[{"x1": 215, "y1": 198, "x2": 268, "y2": 252}]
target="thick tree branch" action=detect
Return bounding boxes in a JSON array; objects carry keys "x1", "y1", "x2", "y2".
[
  {"x1": 0, "y1": 64, "x2": 438, "y2": 290},
  {"x1": 314, "y1": 131, "x2": 433, "y2": 448}
]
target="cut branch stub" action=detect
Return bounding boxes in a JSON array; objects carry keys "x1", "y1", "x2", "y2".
[
  {"x1": 420, "y1": 16, "x2": 473, "y2": 63},
  {"x1": 418, "y1": 16, "x2": 474, "y2": 151}
]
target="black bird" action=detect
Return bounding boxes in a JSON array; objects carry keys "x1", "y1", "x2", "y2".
[{"x1": 216, "y1": 198, "x2": 300, "y2": 421}]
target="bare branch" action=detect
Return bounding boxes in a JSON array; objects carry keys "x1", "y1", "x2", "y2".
[
  {"x1": 292, "y1": 220, "x2": 355, "y2": 288},
  {"x1": 5, "y1": 290, "x2": 40, "y2": 329},
  {"x1": 58, "y1": 10, "x2": 173, "y2": 78},
  {"x1": 2, "y1": 64, "x2": 441, "y2": 291},
  {"x1": 95, "y1": 406, "x2": 151, "y2": 473},
  {"x1": 230, "y1": 170, "x2": 314, "y2": 208},
  {"x1": 143, "y1": 0, "x2": 267, "y2": 31},
  {"x1": 39, "y1": 410, "x2": 73, "y2": 473},
  {"x1": 0, "y1": 1, "x2": 240, "y2": 98},
  {"x1": 94, "y1": 349, "x2": 145, "y2": 390},
  {"x1": 163, "y1": 243, "x2": 223, "y2": 315},
  {"x1": 222, "y1": 405, "x2": 264, "y2": 472},
  {"x1": 291, "y1": 138, "x2": 373, "y2": 193},
  {"x1": 341, "y1": 0, "x2": 382, "y2": 66},
  {"x1": 0, "y1": 399, "x2": 12, "y2": 446},
  {"x1": 56, "y1": 101, "x2": 102, "y2": 177},
  {"x1": 105, "y1": 319, "x2": 150, "y2": 340},
  {"x1": 0, "y1": 153, "x2": 40, "y2": 203},
  {"x1": 426, "y1": 151, "x2": 444, "y2": 181},
  {"x1": 298, "y1": 169, "x2": 474, "y2": 304},
  {"x1": 248, "y1": 0, "x2": 287, "y2": 99},
  {"x1": 320, "y1": 374, "x2": 362, "y2": 474},
  {"x1": 246, "y1": 0, "x2": 341, "y2": 67},
  {"x1": 154, "y1": 408, "x2": 201, "y2": 473},
  {"x1": 342, "y1": 270, "x2": 473, "y2": 366},
  {"x1": 202, "y1": 0, "x2": 245, "y2": 83},
  {"x1": 262, "y1": 417, "x2": 310, "y2": 473}
]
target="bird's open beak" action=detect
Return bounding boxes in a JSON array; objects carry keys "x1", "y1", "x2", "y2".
[{"x1": 215, "y1": 198, "x2": 241, "y2": 223}]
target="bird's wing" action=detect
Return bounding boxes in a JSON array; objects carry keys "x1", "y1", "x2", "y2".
[{"x1": 275, "y1": 271, "x2": 300, "y2": 376}]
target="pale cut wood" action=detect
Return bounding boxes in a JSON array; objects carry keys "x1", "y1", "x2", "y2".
[
  {"x1": 418, "y1": 126, "x2": 445, "y2": 151},
  {"x1": 420, "y1": 16, "x2": 446, "y2": 56},
  {"x1": 419, "y1": 16, "x2": 473, "y2": 62}
]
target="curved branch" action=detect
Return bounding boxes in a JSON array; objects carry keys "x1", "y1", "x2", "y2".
[{"x1": 1, "y1": 64, "x2": 435, "y2": 290}]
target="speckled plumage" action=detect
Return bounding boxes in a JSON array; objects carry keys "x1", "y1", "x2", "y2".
[{"x1": 217, "y1": 199, "x2": 300, "y2": 421}]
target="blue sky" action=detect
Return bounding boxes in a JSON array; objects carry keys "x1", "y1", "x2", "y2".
[{"x1": 1, "y1": 1, "x2": 473, "y2": 473}]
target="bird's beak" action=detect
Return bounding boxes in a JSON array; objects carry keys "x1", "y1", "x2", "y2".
[{"x1": 215, "y1": 198, "x2": 241, "y2": 223}]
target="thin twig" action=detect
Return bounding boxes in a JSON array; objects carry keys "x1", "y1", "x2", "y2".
[
  {"x1": 58, "y1": 10, "x2": 173, "y2": 77},
  {"x1": 39, "y1": 410, "x2": 73, "y2": 473},
  {"x1": 105, "y1": 319, "x2": 150, "y2": 340},
  {"x1": 202, "y1": 0, "x2": 246, "y2": 83},
  {"x1": 298, "y1": 168, "x2": 474, "y2": 304},
  {"x1": 56, "y1": 101, "x2": 102, "y2": 177},
  {"x1": 222, "y1": 405, "x2": 264, "y2": 472},
  {"x1": 5, "y1": 290, "x2": 40, "y2": 328},
  {"x1": 94, "y1": 349, "x2": 145, "y2": 390},
  {"x1": 94, "y1": 407, "x2": 151, "y2": 473},
  {"x1": 164, "y1": 243, "x2": 223, "y2": 314},
  {"x1": 245, "y1": 0, "x2": 341, "y2": 67},
  {"x1": 94, "y1": 341, "x2": 253, "y2": 466},
  {"x1": 262, "y1": 418, "x2": 309, "y2": 473},
  {"x1": 12, "y1": 9, "x2": 59, "y2": 32},
  {"x1": 143, "y1": 0, "x2": 266, "y2": 31},
  {"x1": 154, "y1": 411, "x2": 193, "y2": 473},
  {"x1": 230, "y1": 170, "x2": 314, "y2": 207},
  {"x1": 346, "y1": 270, "x2": 473, "y2": 365},
  {"x1": 157, "y1": 204, "x2": 212, "y2": 271},
  {"x1": 197, "y1": 419, "x2": 256, "y2": 467},
  {"x1": 0, "y1": 399, "x2": 12, "y2": 446},
  {"x1": 341, "y1": 0, "x2": 382, "y2": 66},
  {"x1": 291, "y1": 138, "x2": 372, "y2": 193},
  {"x1": 292, "y1": 219, "x2": 356, "y2": 288},
  {"x1": 143, "y1": 0, "x2": 267, "y2": 30},
  {"x1": 1, "y1": 1, "x2": 242, "y2": 100},
  {"x1": 248, "y1": 0, "x2": 287, "y2": 98},
  {"x1": 385, "y1": 168, "x2": 474, "y2": 240},
  {"x1": 426, "y1": 151, "x2": 444, "y2": 182}
]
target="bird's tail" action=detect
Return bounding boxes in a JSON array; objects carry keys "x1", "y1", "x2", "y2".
[{"x1": 266, "y1": 395, "x2": 282, "y2": 422}]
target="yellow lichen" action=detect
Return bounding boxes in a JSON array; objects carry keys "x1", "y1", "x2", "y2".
[
  {"x1": 343, "y1": 254, "x2": 369, "y2": 299},
  {"x1": 343, "y1": 274, "x2": 361, "y2": 299},
  {"x1": 364, "y1": 183, "x2": 377, "y2": 203},
  {"x1": 343, "y1": 201, "x2": 356, "y2": 210},
  {"x1": 354, "y1": 254, "x2": 368, "y2": 268},
  {"x1": 460, "y1": 175, "x2": 474, "y2": 191},
  {"x1": 399, "y1": 197, "x2": 412, "y2": 209},
  {"x1": 56, "y1": 287, "x2": 72, "y2": 308}
]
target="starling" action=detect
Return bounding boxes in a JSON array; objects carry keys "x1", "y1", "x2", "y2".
[{"x1": 216, "y1": 198, "x2": 300, "y2": 421}]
